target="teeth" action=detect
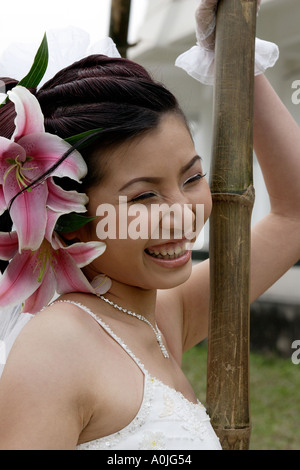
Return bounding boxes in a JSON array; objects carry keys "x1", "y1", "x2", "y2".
[
  {"x1": 175, "y1": 246, "x2": 182, "y2": 255},
  {"x1": 146, "y1": 243, "x2": 187, "y2": 259}
]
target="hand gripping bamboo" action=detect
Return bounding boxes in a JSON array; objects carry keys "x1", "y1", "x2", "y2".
[{"x1": 206, "y1": 0, "x2": 257, "y2": 450}]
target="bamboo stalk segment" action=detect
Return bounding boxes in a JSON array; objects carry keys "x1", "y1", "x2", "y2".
[
  {"x1": 206, "y1": 0, "x2": 257, "y2": 450},
  {"x1": 109, "y1": 0, "x2": 132, "y2": 57}
]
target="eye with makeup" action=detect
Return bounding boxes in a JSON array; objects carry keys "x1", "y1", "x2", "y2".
[
  {"x1": 131, "y1": 192, "x2": 158, "y2": 202},
  {"x1": 183, "y1": 172, "x2": 206, "y2": 186},
  {"x1": 122, "y1": 156, "x2": 206, "y2": 204},
  {"x1": 130, "y1": 172, "x2": 206, "y2": 203}
]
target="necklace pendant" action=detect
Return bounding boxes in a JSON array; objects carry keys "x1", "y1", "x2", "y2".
[
  {"x1": 99, "y1": 295, "x2": 169, "y2": 359},
  {"x1": 154, "y1": 330, "x2": 169, "y2": 358},
  {"x1": 160, "y1": 343, "x2": 170, "y2": 359}
]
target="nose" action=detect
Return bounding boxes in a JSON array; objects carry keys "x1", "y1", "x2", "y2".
[{"x1": 150, "y1": 201, "x2": 204, "y2": 243}]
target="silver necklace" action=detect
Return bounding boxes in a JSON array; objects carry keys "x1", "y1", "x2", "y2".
[{"x1": 98, "y1": 295, "x2": 169, "y2": 359}]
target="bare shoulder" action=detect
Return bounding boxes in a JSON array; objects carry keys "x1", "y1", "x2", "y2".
[
  {"x1": 0, "y1": 299, "x2": 98, "y2": 401},
  {"x1": 0, "y1": 300, "x2": 99, "y2": 449},
  {"x1": 6, "y1": 301, "x2": 95, "y2": 367}
]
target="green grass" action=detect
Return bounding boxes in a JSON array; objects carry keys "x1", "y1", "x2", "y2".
[{"x1": 182, "y1": 344, "x2": 300, "y2": 450}]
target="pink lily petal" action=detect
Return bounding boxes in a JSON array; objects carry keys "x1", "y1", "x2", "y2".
[
  {"x1": 47, "y1": 178, "x2": 88, "y2": 213},
  {"x1": 45, "y1": 210, "x2": 65, "y2": 248},
  {"x1": 18, "y1": 133, "x2": 87, "y2": 182},
  {"x1": 5, "y1": 172, "x2": 48, "y2": 251},
  {"x1": 1, "y1": 155, "x2": 34, "y2": 205},
  {"x1": 7, "y1": 86, "x2": 44, "y2": 141},
  {"x1": 53, "y1": 248, "x2": 95, "y2": 295},
  {"x1": 46, "y1": 211, "x2": 86, "y2": 251},
  {"x1": 0, "y1": 250, "x2": 41, "y2": 308},
  {"x1": 23, "y1": 266, "x2": 56, "y2": 314},
  {"x1": 45, "y1": 179, "x2": 89, "y2": 246},
  {"x1": 0, "y1": 139, "x2": 27, "y2": 184},
  {"x1": 0, "y1": 231, "x2": 18, "y2": 260},
  {"x1": 0, "y1": 234, "x2": 107, "y2": 312},
  {"x1": 0, "y1": 186, "x2": 6, "y2": 215},
  {"x1": 63, "y1": 241, "x2": 106, "y2": 267}
]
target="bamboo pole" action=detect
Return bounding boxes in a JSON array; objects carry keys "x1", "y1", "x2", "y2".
[
  {"x1": 206, "y1": 0, "x2": 257, "y2": 450},
  {"x1": 109, "y1": 0, "x2": 132, "y2": 58}
]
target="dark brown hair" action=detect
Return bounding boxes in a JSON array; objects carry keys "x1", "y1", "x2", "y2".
[
  {"x1": 1, "y1": 54, "x2": 185, "y2": 187},
  {"x1": 37, "y1": 54, "x2": 185, "y2": 189}
]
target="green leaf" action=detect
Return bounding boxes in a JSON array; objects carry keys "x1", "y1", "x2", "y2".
[
  {"x1": 18, "y1": 33, "x2": 49, "y2": 89},
  {"x1": 0, "y1": 97, "x2": 8, "y2": 108},
  {"x1": 0, "y1": 33, "x2": 49, "y2": 109},
  {"x1": 55, "y1": 212, "x2": 96, "y2": 233},
  {"x1": 64, "y1": 128, "x2": 103, "y2": 149}
]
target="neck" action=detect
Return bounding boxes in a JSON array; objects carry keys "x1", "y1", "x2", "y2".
[{"x1": 100, "y1": 281, "x2": 158, "y2": 323}]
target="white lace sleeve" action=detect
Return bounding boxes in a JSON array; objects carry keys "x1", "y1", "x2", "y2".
[{"x1": 254, "y1": 38, "x2": 279, "y2": 76}]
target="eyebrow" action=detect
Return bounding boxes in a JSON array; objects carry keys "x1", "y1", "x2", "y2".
[{"x1": 119, "y1": 155, "x2": 202, "y2": 192}]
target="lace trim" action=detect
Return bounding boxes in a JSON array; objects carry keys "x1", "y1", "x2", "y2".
[{"x1": 76, "y1": 377, "x2": 214, "y2": 450}]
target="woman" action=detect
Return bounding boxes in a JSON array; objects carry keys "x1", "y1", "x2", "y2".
[{"x1": 0, "y1": 1, "x2": 299, "y2": 450}]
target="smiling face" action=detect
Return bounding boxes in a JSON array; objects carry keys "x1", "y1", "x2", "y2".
[{"x1": 80, "y1": 113, "x2": 212, "y2": 291}]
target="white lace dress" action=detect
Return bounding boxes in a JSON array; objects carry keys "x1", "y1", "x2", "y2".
[{"x1": 0, "y1": 301, "x2": 222, "y2": 451}]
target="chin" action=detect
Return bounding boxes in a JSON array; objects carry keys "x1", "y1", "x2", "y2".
[{"x1": 147, "y1": 260, "x2": 193, "y2": 291}]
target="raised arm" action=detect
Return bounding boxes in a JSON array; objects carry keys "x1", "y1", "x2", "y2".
[
  {"x1": 171, "y1": 2, "x2": 300, "y2": 352},
  {"x1": 250, "y1": 74, "x2": 300, "y2": 298}
]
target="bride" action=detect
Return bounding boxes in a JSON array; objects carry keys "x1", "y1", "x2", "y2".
[{"x1": 0, "y1": 0, "x2": 299, "y2": 450}]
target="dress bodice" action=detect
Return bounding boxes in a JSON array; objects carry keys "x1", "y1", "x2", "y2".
[
  {"x1": 62, "y1": 301, "x2": 222, "y2": 451},
  {"x1": 77, "y1": 371, "x2": 221, "y2": 450}
]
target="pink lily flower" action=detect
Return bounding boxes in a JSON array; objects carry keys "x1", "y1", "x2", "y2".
[
  {"x1": 45, "y1": 177, "x2": 89, "y2": 247},
  {"x1": 0, "y1": 230, "x2": 106, "y2": 314},
  {"x1": 0, "y1": 85, "x2": 88, "y2": 251},
  {"x1": 0, "y1": 231, "x2": 18, "y2": 260}
]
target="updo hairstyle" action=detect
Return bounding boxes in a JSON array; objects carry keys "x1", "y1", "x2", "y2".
[{"x1": 37, "y1": 55, "x2": 185, "y2": 190}]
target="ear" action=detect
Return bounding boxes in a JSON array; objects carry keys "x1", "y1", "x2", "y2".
[
  {"x1": 57, "y1": 217, "x2": 96, "y2": 245},
  {"x1": 57, "y1": 230, "x2": 82, "y2": 245},
  {"x1": 62, "y1": 223, "x2": 93, "y2": 244}
]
